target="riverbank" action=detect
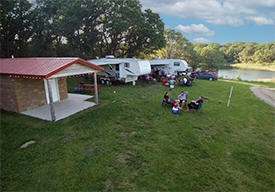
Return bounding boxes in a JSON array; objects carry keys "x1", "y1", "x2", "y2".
[
  {"x1": 1, "y1": 79, "x2": 275, "y2": 191},
  {"x1": 231, "y1": 63, "x2": 275, "y2": 72},
  {"x1": 257, "y1": 78, "x2": 275, "y2": 82}
]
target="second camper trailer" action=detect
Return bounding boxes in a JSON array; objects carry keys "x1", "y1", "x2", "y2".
[{"x1": 150, "y1": 59, "x2": 192, "y2": 75}]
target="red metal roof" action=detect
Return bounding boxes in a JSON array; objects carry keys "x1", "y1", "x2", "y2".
[{"x1": 0, "y1": 57, "x2": 104, "y2": 78}]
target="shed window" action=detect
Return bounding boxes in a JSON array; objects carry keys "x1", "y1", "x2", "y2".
[
  {"x1": 174, "y1": 62, "x2": 180, "y2": 66},
  {"x1": 124, "y1": 63, "x2": 130, "y2": 68}
]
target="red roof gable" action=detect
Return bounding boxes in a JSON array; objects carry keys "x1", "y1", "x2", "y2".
[{"x1": 0, "y1": 57, "x2": 104, "y2": 78}]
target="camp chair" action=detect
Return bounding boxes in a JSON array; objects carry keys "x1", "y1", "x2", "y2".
[
  {"x1": 197, "y1": 102, "x2": 203, "y2": 113},
  {"x1": 162, "y1": 99, "x2": 174, "y2": 106},
  {"x1": 188, "y1": 101, "x2": 203, "y2": 113}
]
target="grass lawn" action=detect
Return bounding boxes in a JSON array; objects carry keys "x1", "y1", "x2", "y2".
[{"x1": 1, "y1": 78, "x2": 275, "y2": 191}]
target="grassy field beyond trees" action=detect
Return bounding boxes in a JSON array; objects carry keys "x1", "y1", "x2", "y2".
[
  {"x1": 1, "y1": 79, "x2": 275, "y2": 191},
  {"x1": 231, "y1": 63, "x2": 275, "y2": 72}
]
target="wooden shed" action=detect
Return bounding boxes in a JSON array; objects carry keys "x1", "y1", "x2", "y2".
[{"x1": 0, "y1": 58, "x2": 104, "y2": 121}]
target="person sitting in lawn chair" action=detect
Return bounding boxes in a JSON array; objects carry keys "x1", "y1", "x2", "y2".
[
  {"x1": 169, "y1": 78, "x2": 176, "y2": 90},
  {"x1": 178, "y1": 91, "x2": 188, "y2": 109},
  {"x1": 186, "y1": 96, "x2": 208, "y2": 112},
  {"x1": 183, "y1": 76, "x2": 192, "y2": 86},
  {"x1": 172, "y1": 99, "x2": 181, "y2": 114},
  {"x1": 162, "y1": 92, "x2": 174, "y2": 105}
]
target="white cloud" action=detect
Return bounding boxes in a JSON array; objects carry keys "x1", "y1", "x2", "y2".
[
  {"x1": 231, "y1": 0, "x2": 275, "y2": 8},
  {"x1": 246, "y1": 16, "x2": 274, "y2": 25},
  {"x1": 193, "y1": 37, "x2": 213, "y2": 44},
  {"x1": 175, "y1": 24, "x2": 215, "y2": 36},
  {"x1": 140, "y1": 0, "x2": 275, "y2": 26}
]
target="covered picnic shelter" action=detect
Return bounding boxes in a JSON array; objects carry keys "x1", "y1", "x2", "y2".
[{"x1": 0, "y1": 57, "x2": 104, "y2": 121}]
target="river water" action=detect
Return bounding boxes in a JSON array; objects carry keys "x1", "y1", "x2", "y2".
[{"x1": 218, "y1": 69, "x2": 275, "y2": 81}]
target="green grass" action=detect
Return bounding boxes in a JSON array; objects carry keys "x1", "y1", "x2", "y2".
[{"x1": 1, "y1": 79, "x2": 275, "y2": 191}]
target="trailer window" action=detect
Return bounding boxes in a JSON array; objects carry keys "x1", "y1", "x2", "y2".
[
  {"x1": 115, "y1": 64, "x2": 119, "y2": 71},
  {"x1": 174, "y1": 62, "x2": 180, "y2": 66},
  {"x1": 124, "y1": 63, "x2": 130, "y2": 68}
]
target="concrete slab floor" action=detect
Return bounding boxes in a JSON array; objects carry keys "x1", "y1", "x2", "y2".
[{"x1": 21, "y1": 93, "x2": 95, "y2": 121}]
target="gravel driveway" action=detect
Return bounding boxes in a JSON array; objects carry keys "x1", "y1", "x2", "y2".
[{"x1": 250, "y1": 87, "x2": 275, "y2": 108}]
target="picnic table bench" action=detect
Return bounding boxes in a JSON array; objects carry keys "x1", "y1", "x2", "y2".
[{"x1": 79, "y1": 83, "x2": 100, "y2": 92}]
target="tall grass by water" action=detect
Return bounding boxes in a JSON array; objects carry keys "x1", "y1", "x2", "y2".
[{"x1": 231, "y1": 63, "x2": 275, "y2": 72}]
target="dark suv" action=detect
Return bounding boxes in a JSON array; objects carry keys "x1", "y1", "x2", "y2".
[{"x1": 195, "y1": 72, "x2": 218, "y2": 81}]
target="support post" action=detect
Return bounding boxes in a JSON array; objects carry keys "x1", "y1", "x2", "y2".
[
  {"x1": 132, "y1": 80, "x2": 136, "y2": 86},
  {"x1": 47, "y1": 79, "x2": 56, "y2": 121},
  {"x1": 94, "y1": 72, "x2": 99, "y2": 104}
]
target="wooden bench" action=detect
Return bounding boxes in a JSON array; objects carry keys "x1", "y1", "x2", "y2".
[{"x1": 79, "y1": 83, "x2": 100, "y2": 92}]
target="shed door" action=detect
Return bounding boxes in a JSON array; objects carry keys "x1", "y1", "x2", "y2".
[{"x1": 44, "y1": 79, "x2": 60, "y2": 104}]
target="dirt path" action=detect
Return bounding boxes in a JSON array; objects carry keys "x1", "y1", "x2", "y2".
[{"x1": 250, "y1": 87, "x2": 275, "y2": 108}]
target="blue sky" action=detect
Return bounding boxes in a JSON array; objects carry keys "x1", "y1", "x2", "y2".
[{"x1": 140, "y1": 0, "x2": 275, "y2": 44}]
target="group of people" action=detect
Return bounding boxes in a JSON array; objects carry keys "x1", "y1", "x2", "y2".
[
  {"x1": 162, "y1": 73, "x2": 194, "y2": 89},
  {"x1": 150, "y1": 69, "x2": 195, "y2": 89},
  {"x1": 163, "y1": 91, "x2": 205, "y2": 114},
  {"x1": 178, "y1": 75, "x2": 194, "y2": 87}
]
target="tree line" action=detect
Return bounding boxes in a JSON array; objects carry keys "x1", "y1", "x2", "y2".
[
  {"x1": 1, "y1": 0, "x2": 274, "y2": 70},
  {"x1": 145, "y1": 29, "x2": 275, "y2": 69},
  {"x1": 195, "y1": 41, "x2": 275, "y2": 69},
  {"x1": 0, "y1": 0, "x2": 165, "y2": 59}
]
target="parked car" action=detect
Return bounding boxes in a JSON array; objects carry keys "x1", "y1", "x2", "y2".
[{"x1": 195, "y1": 72, "x2": 218, "y2": 80}]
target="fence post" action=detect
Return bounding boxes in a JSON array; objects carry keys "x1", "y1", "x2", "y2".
[{"x1": 227, "y1": 86, "x2": 234, "y2": 107}]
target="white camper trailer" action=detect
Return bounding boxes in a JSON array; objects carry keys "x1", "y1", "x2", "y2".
[
  {"x1": 150, "y1": 59, "x2": 192, "y2": 75},
  {"x1": 88, "y1": 56, "x2": 151, "y2": 85}
]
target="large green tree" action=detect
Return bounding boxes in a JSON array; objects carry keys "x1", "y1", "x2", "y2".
[
  {"x1": 0, "y1": 0, "x2": 33, "y2": 57},
  {"x1": 195, "y1": 44, "x2": 227, "y2": 69},
  {"x1": 28, "y1": 0, "x2": 76, "y2": 57},
  {"x1": 1, "y1": 0, "x2": 165, "y2": 58},
  {"x1": 94, "y1": 0, "x2": 165, "y2": 58},
  {"x1": 56, "y1": 0, "x2": 105, "y2": 58},
  {"x1": 145, "y1": 28, "x2": 198, "y2": 68}
]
